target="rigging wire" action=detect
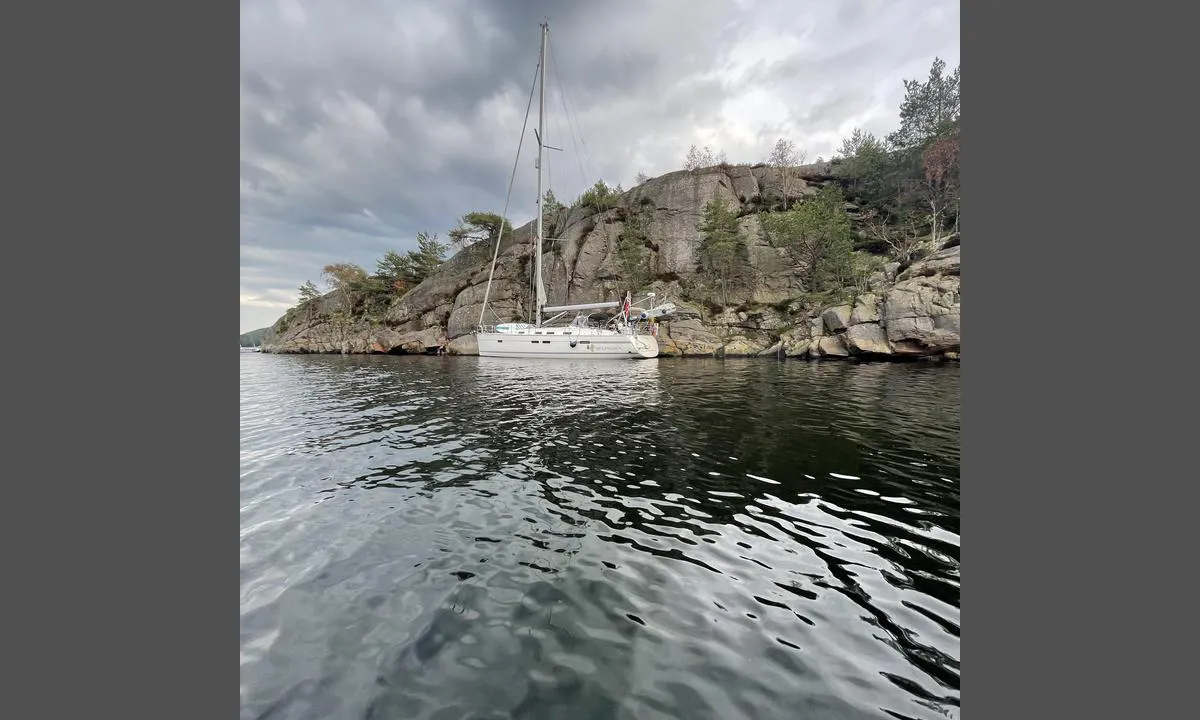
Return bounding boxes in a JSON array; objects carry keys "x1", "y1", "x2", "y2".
[
  {"x1": 543, "y1": 62, "x2": 562, "y2": 273},
  {"x1": 478, "y1": 57, "x2": 542, "y2": 327},
  {"x1": 547, "y1": 37, "x2": 595, "y2": 191}
]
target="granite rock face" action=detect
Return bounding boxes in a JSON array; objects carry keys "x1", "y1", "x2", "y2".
[{"x1": 261, "y1": 166, "x2": 960, "y2": 360}]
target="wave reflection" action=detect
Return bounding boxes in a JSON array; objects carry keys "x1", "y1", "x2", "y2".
[{"x1": 241, "y1": 354, "x2": 960, "y2": 720}]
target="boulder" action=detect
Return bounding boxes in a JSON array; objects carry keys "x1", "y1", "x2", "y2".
[
  {"x1": 446, "y1": 334, "x2": 478, "y2": 355},
  {"x1": 883, "y1": 276, "x2": 960, "y2": 355},
  {"x1": 843, "y1": 323, "x2": 892, "y2": 355},
  {"x1": 779, "y1": 324, "x2": 813, "y2": 358},
  {"x1": 899, "y1": 245, "x2": 960, "y2": 280},
  {"x1": 850, "y1": 293, "x2": 880, "y2": 324},
  {"x1": 657, "y1": 317, "x2": 723, "y2": 356},
  {"x1": 821, "y1": 305, "x2": 853, "y2": 333},
  {"x1": 817, "y1": 335, "x2": 849, "y2": 357}
]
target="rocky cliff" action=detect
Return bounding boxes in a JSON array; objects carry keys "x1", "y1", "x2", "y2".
[{"x1": 260, "y1": 165, "x2": 960, "y2": 360}]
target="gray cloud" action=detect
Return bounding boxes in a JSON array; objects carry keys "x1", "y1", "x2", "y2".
[{"x1": 240, "y1": 0, "x2": 959, "y2": 332}]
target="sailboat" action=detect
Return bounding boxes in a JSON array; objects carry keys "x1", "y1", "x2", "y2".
[{"x1": 474, "y1": 22, "x2": 676, "y2": 360}]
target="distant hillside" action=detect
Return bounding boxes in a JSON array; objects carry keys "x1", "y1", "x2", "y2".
[{"x1": 239, "y1": 327, "x2": 270, "y2": 347}]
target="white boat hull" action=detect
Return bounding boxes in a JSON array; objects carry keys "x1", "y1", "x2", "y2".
[{"x1": 476, "y1": 330, "x2": 658, "y2": 359}]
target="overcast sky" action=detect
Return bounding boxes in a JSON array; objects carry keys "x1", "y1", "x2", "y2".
[{"x1": 240, "y1": 0, "x2": 960, "y2": 333}]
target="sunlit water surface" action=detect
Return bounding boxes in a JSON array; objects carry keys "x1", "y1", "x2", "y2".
[{"x1": 241, "y1": 354, "x2": 960, "y2": 720}]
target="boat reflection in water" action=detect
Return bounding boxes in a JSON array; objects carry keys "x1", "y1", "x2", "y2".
[{"x1": 471, "y1": 356, "x2": 666, "y2": 441}]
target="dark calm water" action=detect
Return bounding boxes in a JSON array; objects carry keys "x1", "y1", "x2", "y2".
[{"x1": 240, "y1": 354, "x2": 960, "y2": 720}]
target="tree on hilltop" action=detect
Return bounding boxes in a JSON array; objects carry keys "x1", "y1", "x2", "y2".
[
  {"x1": 767, "y1": 137, "x2": 808, "y2": 209},
  {"x1": 836, "y1": 127, "x2": 887, "y2": 164},
  {"x1": 684, "y1": 144, "x2": 727, "y2": 171},
  {"x1": 296, "y1": 280, "x2": 322, "y2": 321},
  {"x1": 409, "y1": 231, "x2": 449, "y2": 283},
  {"x1": 448, "y1": 212, "x2": 513, "y2": 252},
  {"x1": 322, "y1": 263, "x2": 368, "y2": 309},
  {"x1": 576, "y1": 179, "x2": 619, "y2": 212},
  {"x1": 297, "y1": 280, "x2": 321, "y2": 304},
  {"x1": 887, "y1": 57, "x2": 961, "y2": 151},
  {"x1": 834, "y1": 127, "x2": 893, "y2": 199},
  {"x1": 376, "y1": 231, "x2": 449, "y2": 292}
]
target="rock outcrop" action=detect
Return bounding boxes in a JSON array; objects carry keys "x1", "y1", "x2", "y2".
[
  {"x1": 770, "y1": 244, "x2": 960, "y2": 360},
  {"x1": 261, "y1": 165, "x2": 960, "y2": 360}
]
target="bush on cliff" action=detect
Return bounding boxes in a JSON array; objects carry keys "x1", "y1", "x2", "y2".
[
  {"x1": 696, "y1": 200, "x2": 749, "y2": 307},
  {"x1": 760, "y1": 185, "x2": 854, "y2": 293},
  {"x1": 575, "y1": 179, "x2": 620, "y2": 212}
]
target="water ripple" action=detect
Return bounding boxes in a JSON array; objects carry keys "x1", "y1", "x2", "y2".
[{"x1": 241, "y1": 354, "x2": 960, "y2": 720}]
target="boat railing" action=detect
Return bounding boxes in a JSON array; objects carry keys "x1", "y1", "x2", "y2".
[{"x1": 477, "y1": 320, "x2": 658, "y2": 336}]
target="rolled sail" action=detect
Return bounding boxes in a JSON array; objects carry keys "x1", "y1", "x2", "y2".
[{"x1": 541, "y1": 301, "x2": 621, "y2": 313}]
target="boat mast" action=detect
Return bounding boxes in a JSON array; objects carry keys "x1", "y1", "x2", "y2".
[{"x1": 534, "y1": 21, "x2": 548, "y2": 327}]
